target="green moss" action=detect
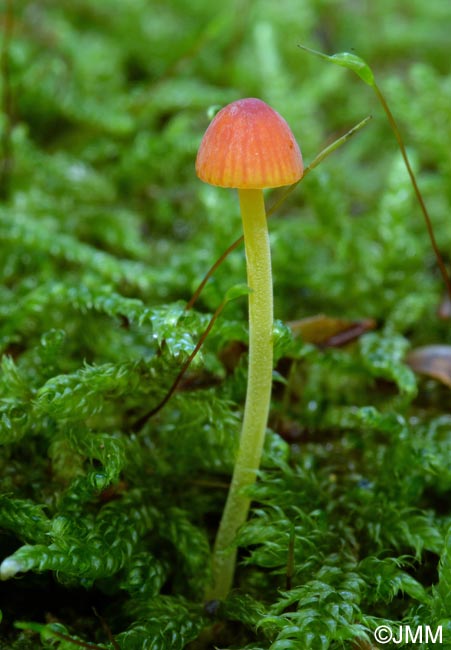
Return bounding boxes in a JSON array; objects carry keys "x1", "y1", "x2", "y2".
[{"x1": 1, "y1": 0, "x2": 451, "y2": 648}]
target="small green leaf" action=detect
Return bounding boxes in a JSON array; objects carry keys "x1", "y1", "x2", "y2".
[
  {"x1": 14, "y1": 621, "x2": 46, "y2": 634},
  {"x1": 328, "y1": 52, "x2": 375, "y2": 86},
  {"x1": 225, "y1": 283, "x2": 251, "y2": 303},
  {"x1": 298, "y1": 45, "x2": 375, "y2": 86}
]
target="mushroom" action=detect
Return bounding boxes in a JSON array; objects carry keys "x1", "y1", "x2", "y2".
[{"x1": 196, "y1": 98, "x2": 303, "y2": 598}]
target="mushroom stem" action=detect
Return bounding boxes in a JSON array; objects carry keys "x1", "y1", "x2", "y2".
[{"x1": 208, "y1": 188, "x2": 273, "y2": 600}]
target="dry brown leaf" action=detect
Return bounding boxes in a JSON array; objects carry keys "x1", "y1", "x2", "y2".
[
  {"x1": 288, "y1": 314, "x2": 376, "y2": 346},
  {"x1": 406, "y1": 345, "x2": 451, "y2": 388}
]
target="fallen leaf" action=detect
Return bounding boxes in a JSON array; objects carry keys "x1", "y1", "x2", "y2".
[
  {"x1": 406, "y1": 345, "x2": 451, "y2": 388},
  {"x1": 288, "y1": 314, "x2": 376, "y2": 347}
]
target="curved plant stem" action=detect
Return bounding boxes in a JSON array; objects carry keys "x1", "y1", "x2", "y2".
[
  {"x1": 298, "y1": 45, "x2": 451, "y2": 301},
  {"x1": 185, "y1": 240, "x2": 240, "y2": 310},
  {"x1": 133, "y1": 297, "x2": 228, "y2": 429},
  {"x1": 373, "y1": 83, "x2": 451, "y2": 300},
  {"x1": 206, "y1": 188, "x2": 273, "y2": 600}
]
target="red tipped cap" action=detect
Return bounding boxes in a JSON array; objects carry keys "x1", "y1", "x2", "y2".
[{"x1": 196, "y1": 98, "x2": 303, "y2": 189}]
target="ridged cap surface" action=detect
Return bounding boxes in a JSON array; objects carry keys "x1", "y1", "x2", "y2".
[{"x1": 196, "y1": 98, "x2": 303, "y2": 189}]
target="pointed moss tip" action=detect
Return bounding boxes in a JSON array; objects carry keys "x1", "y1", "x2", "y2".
[{"x1": 0, "y1": 557, "x2": 22, "y2": 580}]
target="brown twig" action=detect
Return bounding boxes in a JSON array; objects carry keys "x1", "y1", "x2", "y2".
[
  {"x1": 92, "y1": 608, "x2": 120, "y2": 650},
  {"x1": 134, "y1": 297, "x2": 228, "y2": 429},
  {"x1": 47, "y1": 628, "x2": 108, "y2": 650},
  {"x1": 373, "y1": 83, "x2": 451, "y2": 301}
]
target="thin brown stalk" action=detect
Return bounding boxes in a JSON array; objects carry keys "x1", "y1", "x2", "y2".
[
  {"x1": 134, "y1": 297, "x2": 228, "y2": 428},
  {"x1": 373, "y1": 84, "x2": 451, "y2": 300}
]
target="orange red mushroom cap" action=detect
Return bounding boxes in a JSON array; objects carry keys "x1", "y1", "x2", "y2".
[{"x1": 196, "y1": 98, "x2": 303, "y2": 189}]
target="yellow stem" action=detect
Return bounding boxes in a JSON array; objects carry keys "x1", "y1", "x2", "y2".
[{"x1": 207, "y1": 188, "x2": 273, "y2": 600}]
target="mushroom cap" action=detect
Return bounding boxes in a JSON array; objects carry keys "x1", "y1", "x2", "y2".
[{"x1": 196, "y1": 98, "x2": 303, "y2": 189}]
